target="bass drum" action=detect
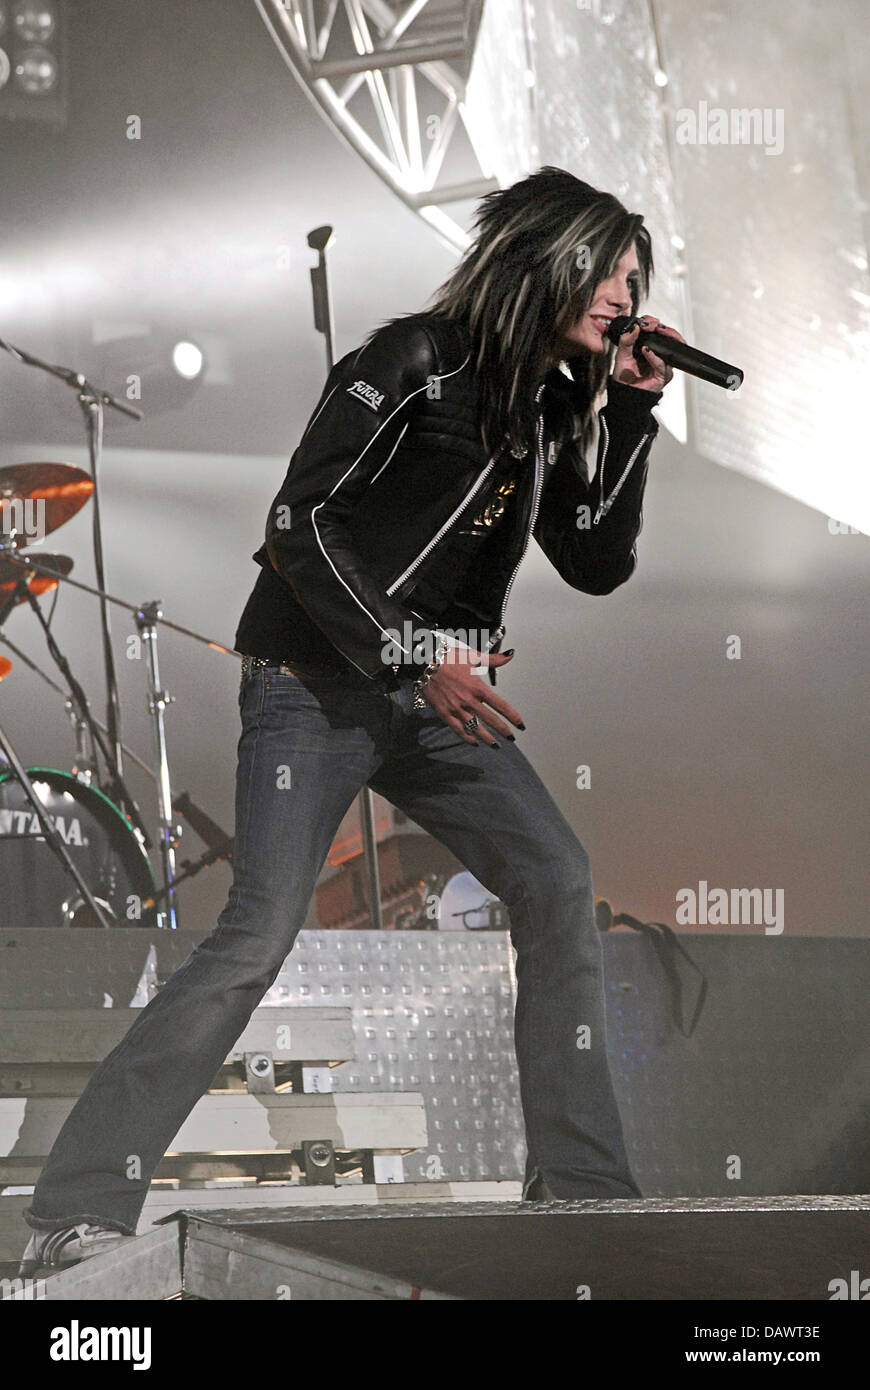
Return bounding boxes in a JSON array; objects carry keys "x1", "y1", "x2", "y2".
[{"x1": 0, "y1": 767, "x2": 157, "y2": 927}]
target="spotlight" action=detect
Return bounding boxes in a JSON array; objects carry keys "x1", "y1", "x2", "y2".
[
  {"x1": 172, "y1": 341, "x2": 204, "y2": 380},
  {"x1": 0, "y1": 0, "x2": 65, "y2": 125},
  {"x1": 13, "y1": 42, "x2": 57, "y2": 94},
  {"x1": 13, "y1": 2, "x2": 55, "y2": 43}
]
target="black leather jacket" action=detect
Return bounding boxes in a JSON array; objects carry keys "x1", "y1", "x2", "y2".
[{"x1": 235, "y1": 310, "x2": 662, "y2": 687}]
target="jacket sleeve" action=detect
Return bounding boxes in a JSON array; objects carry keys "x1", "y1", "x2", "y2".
[
  {"x1": 533, "y1": 376, "x2": 661, "y2": 595},
  {"x1": 264, "y1": 318, "x2": 449, "y2": 681}
]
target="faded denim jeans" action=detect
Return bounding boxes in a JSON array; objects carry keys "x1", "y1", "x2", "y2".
[{"x1": 25, "y1": 663, "x2": 641, "y2": 1236}]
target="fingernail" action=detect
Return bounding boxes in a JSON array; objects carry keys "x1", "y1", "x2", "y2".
[
  {"x1": 517, "y1": 722, "x2": 526, "y2": 730},
  {"x1": 504, "y1": 648, "x2": 515, "y2": 657},
  {"x1": 490, "y1": 742, "x2": 500, "y2": 750},
  {"x1": 507, "y1": 734, "x2": 516, "y2": 741}
]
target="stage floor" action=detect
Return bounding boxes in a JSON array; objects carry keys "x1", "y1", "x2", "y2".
[{"x1": 5, "y1": 1194, "x2": 869, "y2": 1300}]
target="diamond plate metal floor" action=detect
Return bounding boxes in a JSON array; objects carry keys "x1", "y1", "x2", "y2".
[{"x1": 7, "y1": 1196, "x2": 869, "y2": 1301}]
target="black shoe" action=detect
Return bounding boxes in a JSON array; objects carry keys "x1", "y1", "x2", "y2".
[{"x1": 522, "y1": 1173, "x2": 560, "y2": 1202}]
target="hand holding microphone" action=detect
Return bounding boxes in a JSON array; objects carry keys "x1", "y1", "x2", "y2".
[{"x1": 606, "y1": 314, "x2": 744, "y2": 391}]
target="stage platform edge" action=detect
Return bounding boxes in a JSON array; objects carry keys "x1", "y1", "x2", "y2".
[{"x1": 3, "y1": 1193, "x2": 868, "y2": 1301}]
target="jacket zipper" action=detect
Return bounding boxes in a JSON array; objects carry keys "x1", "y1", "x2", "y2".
[
  {"x1": 593, "y1": 416, "x2": 651, "y2": 523},
  {"x1": 384, "y1": 453, "x2": 501, "y2": 597},
  {"x1": 487, "y1": 385, "x2": 546, "y2": 651}
]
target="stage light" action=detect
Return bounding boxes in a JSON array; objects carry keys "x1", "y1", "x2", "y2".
[
  {"x1": 13, "y1": 42, "x2": 56, "y2": 94},
  {"x1": 172, "y1": 341, "x2": 204, "y2": 380},
  {"x1": 0, "y1": 0, "x2": 65, "y2": 124},
  {"x1": 13, "y1": 2, "x2": 55, "y2": 43}
]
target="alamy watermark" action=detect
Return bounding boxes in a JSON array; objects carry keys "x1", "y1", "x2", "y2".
[
  {"x1": 1, "y1": 497, "x2": 46, "y2": 544},
  {"x1": 381, "y1": 624, "x2": 494, "y2": 669},
  {"x1": 676, "y1": 880, "x2": 784, "y2": 935},
  {"x1": 675, "y1": 102, "x2": 784, "y2": 157}
]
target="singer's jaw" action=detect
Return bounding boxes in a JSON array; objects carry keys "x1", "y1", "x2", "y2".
[{"x1": 550, "y1": 304, "x2": 614, "y2": 361}]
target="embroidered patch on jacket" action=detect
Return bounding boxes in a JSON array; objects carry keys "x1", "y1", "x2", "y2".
[{"x1": 346, "y1": 378, "x2": 386, "y2": 413}]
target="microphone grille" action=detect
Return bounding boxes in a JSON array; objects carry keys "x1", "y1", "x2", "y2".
[{"x1": 605, "y1": 315, "x2": 636, "y2": 345}]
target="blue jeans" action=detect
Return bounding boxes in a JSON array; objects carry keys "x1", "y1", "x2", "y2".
[{"x1": 24, "y1": 664, "x2": 641, "y2": 1235}]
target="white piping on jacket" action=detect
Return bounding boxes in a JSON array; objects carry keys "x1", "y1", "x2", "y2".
[
  {"x1": 369, "y1": 420, "x2": 409, "y2": 486},
  {"x1": 309, "y1": 351, "x2": 471, "y2": 659}
]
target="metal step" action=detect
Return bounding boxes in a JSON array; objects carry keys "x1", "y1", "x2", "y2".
[
  {"x1": 0, "y1": 1005, "x2": 354, "y2": 1069},
  {"x1": 0, "y1": 1090, "x2": 427, "y2": 1160}
]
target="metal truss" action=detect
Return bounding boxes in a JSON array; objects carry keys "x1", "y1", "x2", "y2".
[{"x1": 254, "y1": 0, "x2": 498, "y2": 249}]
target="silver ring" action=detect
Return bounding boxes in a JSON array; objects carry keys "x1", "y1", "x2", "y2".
[{"x1": 463, "y1": 715, "x2": 479, "y2": 734}]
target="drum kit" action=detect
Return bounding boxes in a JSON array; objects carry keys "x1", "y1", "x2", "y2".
[
  {"x1": 0, "y1": 458, "x2": 235, "y2": 930},
  {"x1": 0, "y1": 228, "x2": 388, "y2": 933}
]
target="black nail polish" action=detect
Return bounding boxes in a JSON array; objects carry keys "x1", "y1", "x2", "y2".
[
  {"x1": 517, "y1": 722, "x2": 526, "y2": 730},
  {"x1": 507, "y1": 734, "x2": 516, "y2": 741},
  {"x1": 490, "y1": 742, "x2": 500, "y2": 750}
]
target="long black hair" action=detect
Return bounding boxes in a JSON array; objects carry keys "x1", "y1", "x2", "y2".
[{"x1": 366, "y1": 167, "x2": 654, "y2": 460}]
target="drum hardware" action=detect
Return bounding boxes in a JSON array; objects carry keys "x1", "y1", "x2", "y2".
[
  {"x1": 0, "y1": 337, "x2": 241, "y2": 927},
  {"x1": 0, "y1": 550, "x2": 74, "y2": 585},
  {"x1": 0, "y1": 631, "x2": 147, "y2": 787},
  {"x1": 65, "y1": 695, "x2": 99, "y2": 786},
  {"x1": 133, "y1": 601, "x2": 180, "y2": 929},
  {"x1": 0, "y1": 632, "x2": 236, "y2": 924},
  {"x1": 0, "y1": 547, "x2": 238, "y2": 926},
  {"x1": 140, "y1": 841, "x2": 235, "y2": 915},
  {"x1": 0, "y1": 485, "x2": 238, "y2": 925},
  {"x1": 0, "y1": 461, "x2": 94, "y2": 540},
  {"x1": 0, "y1": 631, "x2": 232, "y2": 853},
  {"x1": 0, "y1": 554, "x2": 151, "y2": 849},
  {"x1": 0, "y1": 541, "x2": 238, "y2": 654},
  {"x1": 0, "y1": 763, "x2": 157, "y2": 930},
  {"x1": 0, "y1": 336, "x2": 142, "y2": 838},
  {"x1": 171, "y1": 790, "x2": 233, "y2": 859},
  {"x1": 0, "y1": 733, "x2": 115, "y2": 928},
  {"x1": 139, "y1": 789, "x2": 234, "y2": 913},
  {"x1": 0, "y1": 553, "x2": 96, "y2": 784}
]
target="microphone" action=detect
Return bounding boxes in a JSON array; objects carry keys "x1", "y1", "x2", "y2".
[{"x1": 605, "y1": 316, "x2": 744, "y2": 390}]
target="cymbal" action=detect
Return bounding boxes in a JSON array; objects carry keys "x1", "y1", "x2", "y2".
[
  {"x1": 0, "y1": 463, "x2": 94, "y2": 538},
  {"x1": 0, "y1": 552, "x2": 73, "y2": 592},
  {"x1": 0, "y1": 656, "x2": 11, "y2": 681}
]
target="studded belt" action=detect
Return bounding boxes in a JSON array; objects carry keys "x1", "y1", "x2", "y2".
[
  {"x1": 240, "y1": 654, "x2": 301, "y2": 681},
  {"x1": 238, "y1": 652, "x2": 383, "y2": 690}
]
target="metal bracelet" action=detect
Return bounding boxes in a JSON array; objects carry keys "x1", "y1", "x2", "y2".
[{"x1": 411, "y1": 635, "x2": 450, "y2": 710}]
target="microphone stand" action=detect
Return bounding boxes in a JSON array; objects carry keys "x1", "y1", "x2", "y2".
[
  {"x1": 307, "y1": 226, "x2": 384, "y2": 932},
  {"x1": 0, "y1": 334, "x2": 142, "y2": 820}
]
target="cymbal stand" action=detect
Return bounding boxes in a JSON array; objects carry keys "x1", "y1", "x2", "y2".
[
  {"x1": 134, "y1": 601, "x2": 180, "y2": 929},
  {"x1": 0, "y1": 333, "x2": 142, "y2": 817},
  {"x1": 4, "y1": 566, "x2": 151, "y2": 847}
]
